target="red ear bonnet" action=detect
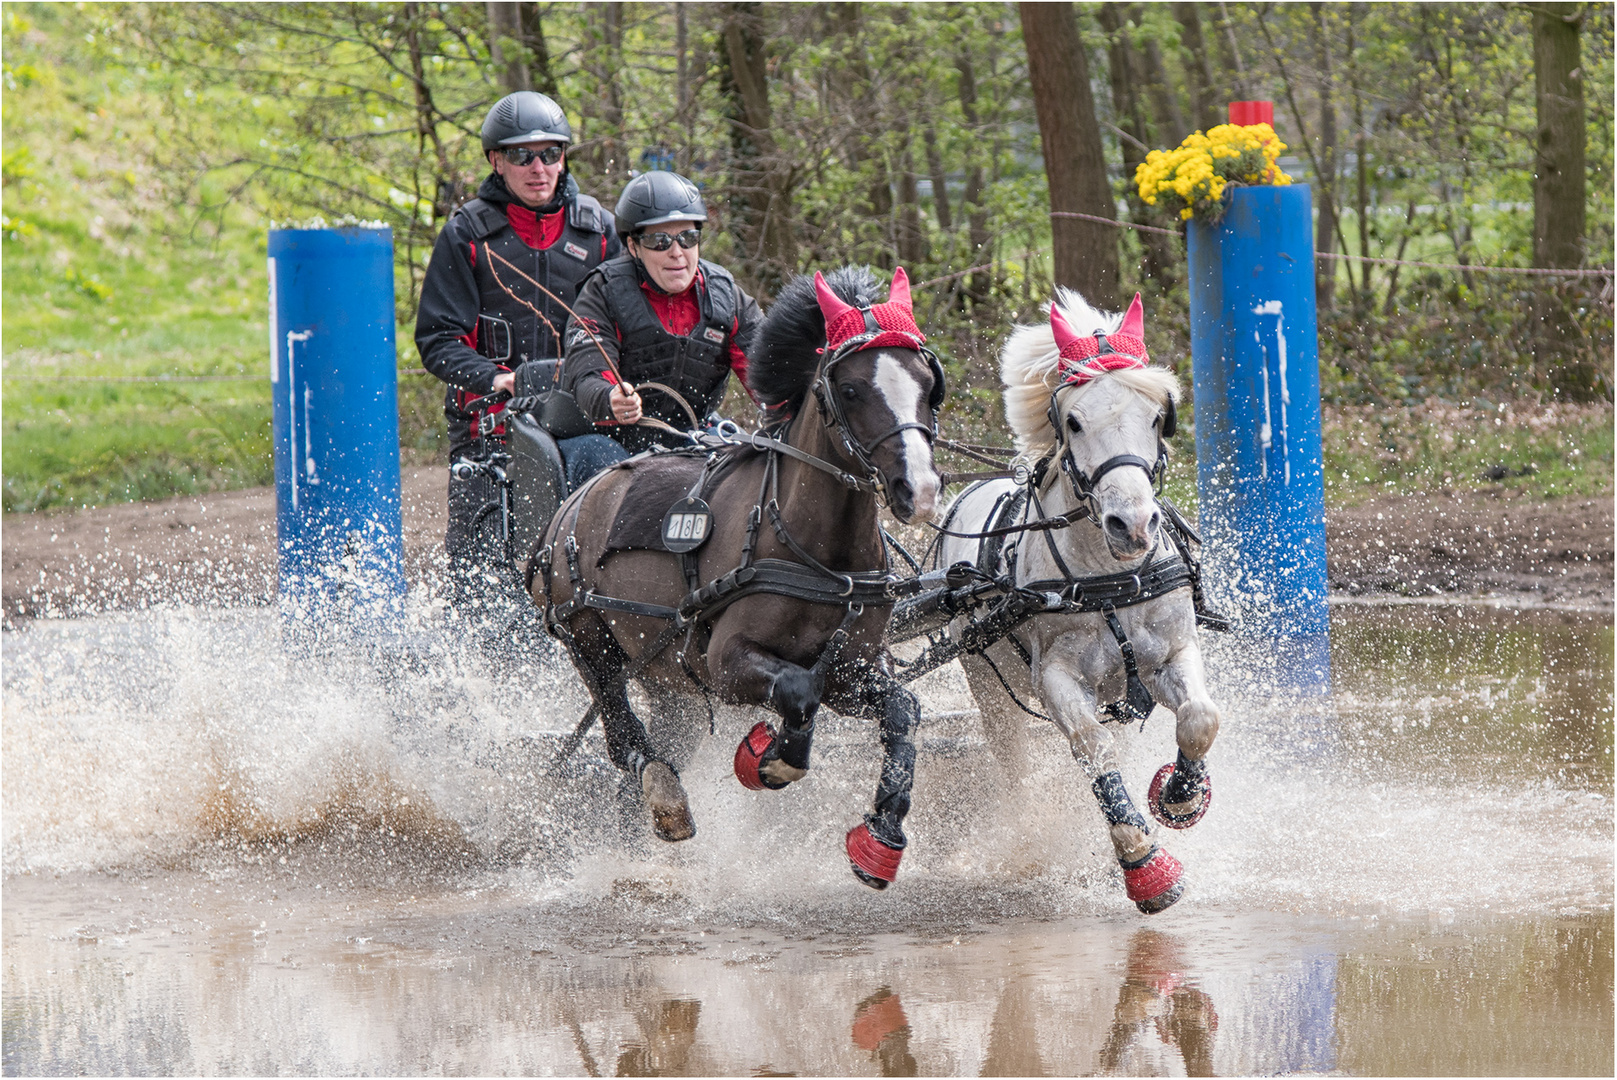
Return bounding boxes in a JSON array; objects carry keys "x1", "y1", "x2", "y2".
[
  {"x1": 820, "y1": 266, "x2": 927, "y2": 354},
  {"x1": 1052, "y1": 292, "x2": 1150, "y2": 386}
]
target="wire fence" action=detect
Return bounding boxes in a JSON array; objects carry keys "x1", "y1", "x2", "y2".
[
  {"x1": 1049, "y1": 209, "x2": 1614, "y2": 279},
  {"x1": 7, "y1": 207, "x2": 1606, "y2": 389}
]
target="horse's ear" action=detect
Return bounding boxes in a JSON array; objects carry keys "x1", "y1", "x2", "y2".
[
  {"x1": 814, "y1": 271, "x2": 858, "y2": 327},
  {"x1": 1050, "y1": 302, "x2": 1082, "y2": 356},
  {"x1": 888, "y1": 266, "x2": 912, "y2": 310},
  {"x1": 1121, "y1": 292, "x2": 1145, "y2": 340},
  {"x1": 1162, "y1": 393, "x2": 1177, "y2": 439}
]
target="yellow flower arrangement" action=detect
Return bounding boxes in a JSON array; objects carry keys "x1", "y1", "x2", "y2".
[{"x1": 1135, "y1": 123, "x2": 1292, "y2": 222}]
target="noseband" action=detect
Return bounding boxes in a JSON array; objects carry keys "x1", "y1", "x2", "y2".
[{"x1": 1047, "y1": 387, "x2": 1166, "y2": 528}]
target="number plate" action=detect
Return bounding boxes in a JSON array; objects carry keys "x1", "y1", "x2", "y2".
[{"x1": 660, "y1": 497, "x2": 713, "y2": 553}]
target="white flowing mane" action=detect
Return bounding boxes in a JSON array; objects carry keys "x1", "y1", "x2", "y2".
[{"x1": 999, "y1": 287, "x2": 1182, "y2": 455}]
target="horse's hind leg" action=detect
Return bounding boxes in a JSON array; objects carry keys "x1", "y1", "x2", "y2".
[
  {"x1": 828, "y1": 675, "x2": 920, "y2": 890},
  {"x1": 959, "y1": 650, "x2": 1033, "y2": 787},
  {"x1": 569, "y1": 617, "x2": 695, "y2": 842},
  {"x1": 1145, "y1": 647, "x2": 1221, "y2": 830},
  {"x1": 640, "y1": 683, "x2": 709, "y2": 774}
]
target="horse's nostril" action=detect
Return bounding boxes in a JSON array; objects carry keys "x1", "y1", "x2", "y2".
[
  {"x1": 891, "y1": 478, "x2": 914, "y2": 506},
  {"x1": 1149, "y1": 511, "x2": 1161, "y2": 533},
  {"x1": 1104, "y1": 515, "x2": 1128, "y2": 536}
]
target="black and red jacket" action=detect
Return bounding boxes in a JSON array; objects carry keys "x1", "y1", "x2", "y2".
[
  {"x1": 415, "y1": 171, "x2": 621, "y2": 447},
  {"x1": 560, "y1": 255, "x2": 763, "y2": 454}
]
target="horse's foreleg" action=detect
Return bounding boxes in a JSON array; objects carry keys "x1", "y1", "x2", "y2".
[
  {"x1": 569, "y1": 616, "x2": 695, "y2": 842},
  {"x1": 1145, "y1": 647, "x2": 1220, "y2": 829},
  {"x1": 713, "y1": 637, "x2": 825, "y2": 789},
  {"x1": 1040, "y1": 655, "x2": 1184, "y2": 914},
  {"x1": 827, "y1": 673, "x2": 919, "y2": 890}
]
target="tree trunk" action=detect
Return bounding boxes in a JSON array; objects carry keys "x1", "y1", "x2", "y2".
[
  {"x1": 597, "y1": 3, "x2": 625, "y2": 180},
  {"x1": 1311, "y1": 3, "x2": 1338, "y2": 312},
  {"x1": 922, "y1": 123, "x2": 952, "y2": 231},
  {"x1": 1532, "y1": 2, "x2": 1592, "y2": 392},
  {"x1": 1533, "y1": 3, "x2": 1586, "y2": 270},
  {"x1": 1098, "y1": 3, "x2": 1176, "y2": 284},
  {"x1": 896, "y1": 141, "x2": 930, "y2": 265},
  {"x1": 721, "y1": 2, "x2": 794, "y2": 293},
  {"x1": 519, "y1": 2, "x2": 557, "y2": 96},
  {"x1": 1174, "y1": 4, "x2": 1222, "y2": 134},
  {"x1": 1214, "y1": 1, "x2": 1249, "y2": 101},
  {"x1": 487, "y1": 2, "x2": 530, "y2": 94},
  {"x1": 1346, "y1": 3, "x2": 1371, "y2": 306},
  {"x1": 676, "y1": 3, "x2": 691, "y2": 168},
  {"x1": 1141, "y1": 36, "x2": 1189, "y2": 145},
  {"x1": 955, "y1": 47, "x2": 991, "y2": 305},
  {"x1": 1019, "y1": 1, "x2": 1119, "y2": 307},
  {"x1": 405, "y1": 3, "x2": 459, "y2": 220}
]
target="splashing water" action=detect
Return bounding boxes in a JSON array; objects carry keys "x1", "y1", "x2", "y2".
[{"x1": 4, "y1": 600, "x2": 1609, "y2": 925}]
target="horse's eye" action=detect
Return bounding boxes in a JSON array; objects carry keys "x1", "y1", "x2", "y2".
[
  {"x1": 841, "y1": 383, "x2": 860, "y2": 401},
  {"x1": 1066, "y1": 414, "x2": 1083, "y2": 434}
]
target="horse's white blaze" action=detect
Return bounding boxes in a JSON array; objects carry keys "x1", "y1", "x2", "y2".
[{"x1": 872, "y1": 351, "x2": 940, "y2": 518}]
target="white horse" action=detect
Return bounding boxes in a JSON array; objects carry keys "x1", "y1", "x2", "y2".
[{"x1": 932, "y1": 289, "x2": 1221, "y2": 914}]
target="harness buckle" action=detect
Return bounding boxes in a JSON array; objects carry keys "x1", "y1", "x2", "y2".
[{"x1": 1127, "y1": 573, "x2": 1143, "y2": 598}]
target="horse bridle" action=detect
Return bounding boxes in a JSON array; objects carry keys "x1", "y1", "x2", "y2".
[
  {"x1": 1045, "y1": 383, "x2": 1168, "y2": 528},
  {"x1": 810, "y1": 309, "x2": 947, "y2": 500}
]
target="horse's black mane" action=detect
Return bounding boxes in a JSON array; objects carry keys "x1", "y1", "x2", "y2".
[{"x1": 746, "y1": 266, "x2": 880, "y2": 416}]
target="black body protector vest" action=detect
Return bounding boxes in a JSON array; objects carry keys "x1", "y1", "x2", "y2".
[
  {"x1": 449, "y1": 193, "x2": 609, "y2": 437},
  {"x1": 591, "y1": 257, "x2": 738, "y2": 447}
]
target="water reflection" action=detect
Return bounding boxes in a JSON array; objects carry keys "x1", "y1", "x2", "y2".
[
  {"x1": 851, "y1": 988, "x2": 917, "y2": 1076},
  {"x1": 3, "y1": 873, "x2": 1608, "y2": 1076},
  {"x1": 1096, "y1": 931, "x2": 1221, "y2": 1077}
]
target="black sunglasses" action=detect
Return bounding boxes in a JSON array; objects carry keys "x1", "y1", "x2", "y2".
[
  {"x1": 635, "y1": 228, "x2": 701, "y2": 251},
  {"x1": 499, "y1": 145, "x2": 564, "y2": 167}
]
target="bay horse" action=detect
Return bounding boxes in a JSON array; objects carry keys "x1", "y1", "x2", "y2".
[
  {"x1": 532, "y1": 266, "x2": 944, "y2": 888},
  {"x1": 930, "y1": 289, "x2": 1222, "y2": 913}
]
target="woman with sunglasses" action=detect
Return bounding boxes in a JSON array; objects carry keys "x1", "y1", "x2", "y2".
[
  {"x1": 555, "y1": 170, "x2": 764, "y2": 491},
  {"x1": 414, "y1": 90, "x2": 622, "y2": 613}
]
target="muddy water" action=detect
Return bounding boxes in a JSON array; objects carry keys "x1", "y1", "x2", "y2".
[{"x1": 3, "y1": 602, "x2": 1611, "y2": 1075}]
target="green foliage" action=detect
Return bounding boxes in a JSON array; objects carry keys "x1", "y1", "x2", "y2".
[
  {"x1": 1322, "y1": 400, "x2": 1613, "y2": 504},
  {"x1": 2, "y1": 1, "x2": 1610, "y2": 514}
]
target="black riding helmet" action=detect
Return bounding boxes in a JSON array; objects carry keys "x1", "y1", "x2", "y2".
[
  {"x1": 614, "y1": 171, "x2": 707, "y2": 237},
  {"x1": 481, "y1": 91, "x2": 572, "y2": 151}
]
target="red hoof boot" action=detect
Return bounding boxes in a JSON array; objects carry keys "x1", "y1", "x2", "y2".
[
  {"x1": 1123, "y1": 846, "x2": 1185, "y2": 914},
  {"x1": 846, "y1": 823, "x2": 904, "y2": 890},
  {"x1": 1148, "y1": 761, "x2": 1211, "y2": 830},
  {"x1": 734, "y1": 721, "x2": 789, "y2": 791}
]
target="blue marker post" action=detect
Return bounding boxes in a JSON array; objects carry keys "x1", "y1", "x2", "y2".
[
  {"x1": 268, "y1": 225, "x2": 405, "y2": 640},
  {"x1": 1186, "y1": 129, "x2": 1331, "y2": 695}
]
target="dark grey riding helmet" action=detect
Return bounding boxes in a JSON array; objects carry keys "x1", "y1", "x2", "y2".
[
  {"x1": 613, "y1": 171, "x2": 707, "y2": 236},
  {"x1": 481, "y1": 91, "x2": 572, "y2": 151}
]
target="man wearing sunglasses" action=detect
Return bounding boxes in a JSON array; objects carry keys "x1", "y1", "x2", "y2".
[
  {"x1": 414, "y1": 90, "x2": 621, "y2": 612},
  {"x1": 556, "y1": 170, "x2": 763, "y2": 490}
]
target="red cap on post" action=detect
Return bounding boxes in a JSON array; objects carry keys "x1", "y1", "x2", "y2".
[{"x1": 1228, "y1": 101, "x2": 1274, "y2": 127}]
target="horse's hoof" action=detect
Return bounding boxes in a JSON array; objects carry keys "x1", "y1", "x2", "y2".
[
  {"x1": 846, "y1": 822, "x2": 904, "y2": 890},
  {"x1": 1148, "y1": 761, "x2": 1211, "y2": 830},
  {"x1": 733, "y1": 721, "x2": 793, "y2": 791},
  {"x1": 1123, "y1": 846, "x2": 1184, "y2": 914},
  {"x1": 641, "y1": 762, "x2": 696, "y2": 842}
]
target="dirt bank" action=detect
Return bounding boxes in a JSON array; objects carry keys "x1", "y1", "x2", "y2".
[{"x1": 3, "y1": 472, "x2": 1610, "y2": 627}]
